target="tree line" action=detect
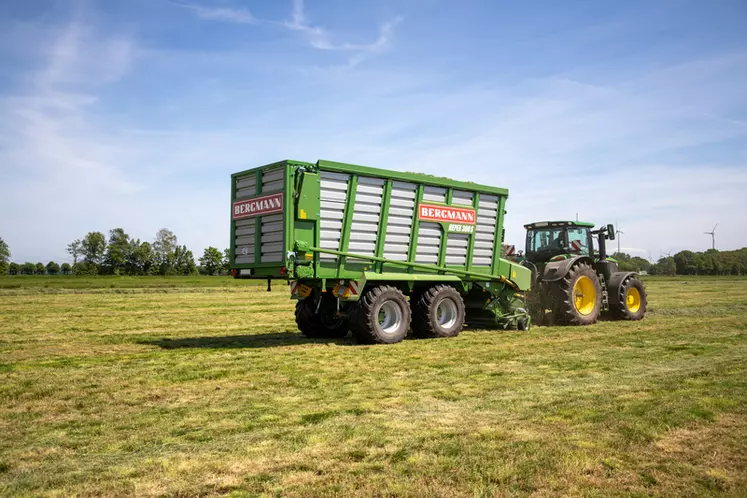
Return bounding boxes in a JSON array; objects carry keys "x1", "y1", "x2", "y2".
[
  {"x1": 3, "y1": 234, "x2": 747, "y2": 277},
  {"x1": 0, "y1": 231, "x2": 230, "y2": 276}
]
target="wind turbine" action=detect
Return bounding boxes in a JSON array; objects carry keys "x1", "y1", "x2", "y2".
[
  {"x1": 704, "y1": 223, "x2": 718, "y2": 250},
  {"x1": 615, "y1": 228, "x2": 624, "y2": 255}
]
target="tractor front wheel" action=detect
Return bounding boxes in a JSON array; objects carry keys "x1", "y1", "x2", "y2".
[
  {"x1": 553, "y1": 262, "x2": 602, "y2": 325},
  {"x1": 610, "y1": 275, "x2": 647, "y2": 320}
]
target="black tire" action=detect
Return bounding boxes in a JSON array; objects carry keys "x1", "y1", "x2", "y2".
[
  {"x1": 552, "y1": 262, "x2": 602, "y2": 325},
  {"x1": 295, "y1": 295, "x2": 349, "y2": 339},
  {"x1": 350, "y1": 285, "x2": 410, "y2": 344},
  {"x1": 411, "y1": 285, "x2": 465, "y2": 338},
  {"x1": 610, "y1": 275, "x2": 647, "y2": 320}
]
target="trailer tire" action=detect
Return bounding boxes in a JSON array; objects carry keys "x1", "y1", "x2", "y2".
[
  {"x1": 350, "y1": 285, "x2": 410, "y2": 344},
  {"x1": 411, "y1": 285, "x2": 465, "y2": 338},
  {"x1": 552, "y1": 262, "x2": 602, "y2": 325},
  {"x1": 610, "y1": 275, "x2": 647, "y2": 320},
  {"x1": 295, "y1": 296, "x2": 349, "y2": 339}
]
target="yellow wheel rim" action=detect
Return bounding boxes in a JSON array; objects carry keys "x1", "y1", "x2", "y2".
[
  {"x1": 573, "y1": 276, "x2": 596, "y2": 316},
  {"x1": 626, "y1": 287, "x2": 641, "y2": 313}
]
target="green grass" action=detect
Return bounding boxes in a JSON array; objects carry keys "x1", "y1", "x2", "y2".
[{"x1": 1, "y1": 276, "x2": 746, "y2": 496}]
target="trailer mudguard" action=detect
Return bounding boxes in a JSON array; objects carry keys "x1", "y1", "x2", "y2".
[{"x1": 540, "y1": 256, "x2": 594, "y2": 283}]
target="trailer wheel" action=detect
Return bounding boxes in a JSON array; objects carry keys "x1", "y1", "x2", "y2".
[
  {"x1": 411, "y1": 285, "x2": 465, "y2": 338},
  {"x1": 552, "y1": 262, "x2": 602, "y2": 325},
  {"x1": 350, "y1": 285, "x2": 410, "y2": 344},
  {"x1": 610, "y1": 275, "x2": 647, "y2": 320},
  {"x1": 295, "y1": 295, "x2": 349, "y2": 339}
]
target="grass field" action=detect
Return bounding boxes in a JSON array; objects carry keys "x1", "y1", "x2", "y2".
[{"x1": 1, "y1": 276, "x2": 746, "y2": 497}]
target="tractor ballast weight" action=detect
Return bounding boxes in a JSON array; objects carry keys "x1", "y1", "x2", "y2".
[
  {"x1": 517, "y1": 221, "x2": 647, "y2": 325},
  {"x1": 229, "y1": 159, "x2": 532, "y2": 344}
]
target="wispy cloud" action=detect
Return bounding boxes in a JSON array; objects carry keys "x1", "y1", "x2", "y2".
[
  {"x1": 171, "y1": 2, "x2": 254, "y2": 24},
  {"x1": 284, "y1": 0, "x2": 402, "y2": 53}
]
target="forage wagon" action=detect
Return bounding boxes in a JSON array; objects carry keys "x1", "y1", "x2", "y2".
[{"x1": 229, "y1": 159, "x2": 532, "y2": 344}]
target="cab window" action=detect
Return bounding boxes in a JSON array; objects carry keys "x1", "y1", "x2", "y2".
[
  {"x1": 528, "y1": 228, "x2": 565, "y2": 253},
  {"x1": 567, "y1": 227, "x2": 591, "y2": 255}
]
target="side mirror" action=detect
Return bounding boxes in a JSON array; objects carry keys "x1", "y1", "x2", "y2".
[{"x1": 607, "y1": 224, "x2": 615, "y2": 240}]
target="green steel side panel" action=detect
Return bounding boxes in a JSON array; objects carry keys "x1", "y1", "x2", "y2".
[{"x1": 362, "y1": 272, "x2": 461, "y2": 282}]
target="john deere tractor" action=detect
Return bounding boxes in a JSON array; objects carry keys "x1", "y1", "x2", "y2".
[{"x1": 516, "y1": 221, "x2": 647, "y2": 326}]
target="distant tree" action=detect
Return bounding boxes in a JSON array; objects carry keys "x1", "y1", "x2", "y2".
[
  {"x1": 21, "y1": 262, "x2": 35, "y2": 275},
  {"x1": 35, "y1": 262, "x2": 46, "y2": 275},
  {"x1": 46, "y1": 261, "x2": 61, "y2": 275},
  {"x1": 103, "y1": 228, "x2": 131, "y2": 275},
  {"x1": 128, "y1": 240, "x2": 155, "y2": 275},
  {"x1": 222, "y1": 248, "x2": 231, "y2": 275},
  {"x1": 67, "y1": 239, "x2": 82, "y2": 264},
  {"x1": 650, "y1": 256, "x2": 676, "y2": 276},
  {"x1": 72, "y1": 261, "x2": 98, "y2": 275},
  {"x1": 60, "y1": 263, "x2": 72, "y2": 275},
  {"x1": 199, "y1": 247, "x2": 223, "y2": 275},
  {"x1": 154, "y1": 229, "x2": 178, "y2": 274},
  {"x1": 173, "y1": 245, "x2": 197, "y2": 275},
  {"x1": 81, "y1": 232, "x2": 106, "y2": 266},
  {"x1": 8, "y1": 262, "x2": 20, "y2": 275},
  {"x1": 0, "y1": 236, "x2": 9, "y2": 274}
]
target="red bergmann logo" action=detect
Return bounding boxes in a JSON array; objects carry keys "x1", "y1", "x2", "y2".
[
  {"x1": 418, "y1": 203, "x2": 476, "y2": 224},
  {"x1": 233, "y1": 193, "x2": 284, "y2": 219}
]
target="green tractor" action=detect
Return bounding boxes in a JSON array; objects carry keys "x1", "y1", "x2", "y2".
[{"x1": 514, "y1": 221, "x2": 647, "y2": 326}]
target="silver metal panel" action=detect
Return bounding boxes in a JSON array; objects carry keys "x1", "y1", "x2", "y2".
[
  {"x1": 263, "y1": 213, "x2": 283, "y2": 223},
  {"x1": 416, "y1": 222, "x2": 442, "y2": 263},
  {"x1": 452, "y1": 190, "x2": 473, "y2": 206},
  {"x1": 236, "y1": 255, "x2": 254, "y2": 264},
  {"x1": 262, "y1": 168, "x2": 284, "y2": 183},
  {"x1": 349, "y1": 176, "x2": 384, "y2": 261},
  {"x1": 446, "y1": 233, "x2": 469, "y2": 266},
  {"x1": 235, "y1": 218, "x2": 256, "y2": 228},
  {"x1": 236, "y1": 175, "x2": 257, "y2": 189},
  {"x1": 479, "y1": 195, "x2": 499, "y2": 209},
  {"x1": 236, "y1": 226, "x2": 255, "y2": 237},
  {"x1": 422, "y1": 186, "x2": 447, "y2": 203},
  {"x1": 319, "y1": 171, "x2": 349, "y2": 260},
  {"x1": 235, "y1": 236, "x2": 254, "y2": 246},
  {"x1": 262, "y1": 179, "x2": 283, "y2": 192},
  {"x1": 383, "y1": 181, "x2": 416, "y2": 261},
  {"x1": 260, "y1": 207, "x2": 284, "y2": 263},
  {"x1": 261, "y1": 232, "x2": 283, "y2": 243},
  {"x1": 351, "y1": 212, "x2": 379, "y2": 224},
  {"x1": 320, "y1": 207, "x2": 345, "y2": 220},
  {"x1": 473, "y1": 195, "x2": 499, "y2": 268},
  {"x1": 236, "y1": 187, "x2": 257, "y2": 199}
]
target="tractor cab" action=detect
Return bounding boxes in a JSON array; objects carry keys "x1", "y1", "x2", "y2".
[{"x1": 523, "y1": 221, "x2": 599, "y2": 264}]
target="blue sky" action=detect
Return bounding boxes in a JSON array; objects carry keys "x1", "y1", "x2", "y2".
[{"x1": 1, "y1": 0, "x2": 746, "y2": 264}]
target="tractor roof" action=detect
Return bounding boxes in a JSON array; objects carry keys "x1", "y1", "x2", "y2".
[{"x1": 524, "y1": 220, "x2": 596, "y2": 229}]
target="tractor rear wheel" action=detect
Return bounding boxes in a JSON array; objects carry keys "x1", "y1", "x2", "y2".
[
  {"x1": 295, "y1": 295, "x2": 349, "y2": 339},
  {"x1": 411, "y1": 284, "x2": 465, "y2": 338},
  {"x1": 610, "y1": 275, "x2": 647, "y2": 320},
  {"x1": 350, "y1": 285, "x2": 411, "y2": 344},
  {"x1": 553, "y1": 262, "x2": 602, "y2": 325}
]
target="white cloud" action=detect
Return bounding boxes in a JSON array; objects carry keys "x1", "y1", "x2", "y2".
[
  {"x1": 284, "y1": 0, "x2": 402, "y2": 54},
  {"x1": 171, "y1": 2, "x2": 254, "y2": 24}
]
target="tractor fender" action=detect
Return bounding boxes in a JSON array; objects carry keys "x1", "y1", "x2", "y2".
[
  {"x1": 607, "y1": 271, "x2": 638, "y2": 298},
  {"x1": 540, "y1": 256, "x2": 594, "y2": 283}
]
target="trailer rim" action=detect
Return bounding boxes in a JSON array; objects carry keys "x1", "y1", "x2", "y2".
[
  {"x1": 378, "y1": 301, "x2": 404, "y2": 335},
  {"x1": 436, "y1": 298, "x2": 458, "y2": 329}
]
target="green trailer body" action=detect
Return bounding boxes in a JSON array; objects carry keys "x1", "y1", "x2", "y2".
[{"x1": 229, "y1": 159, "x2": 532, "y2": 343}]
